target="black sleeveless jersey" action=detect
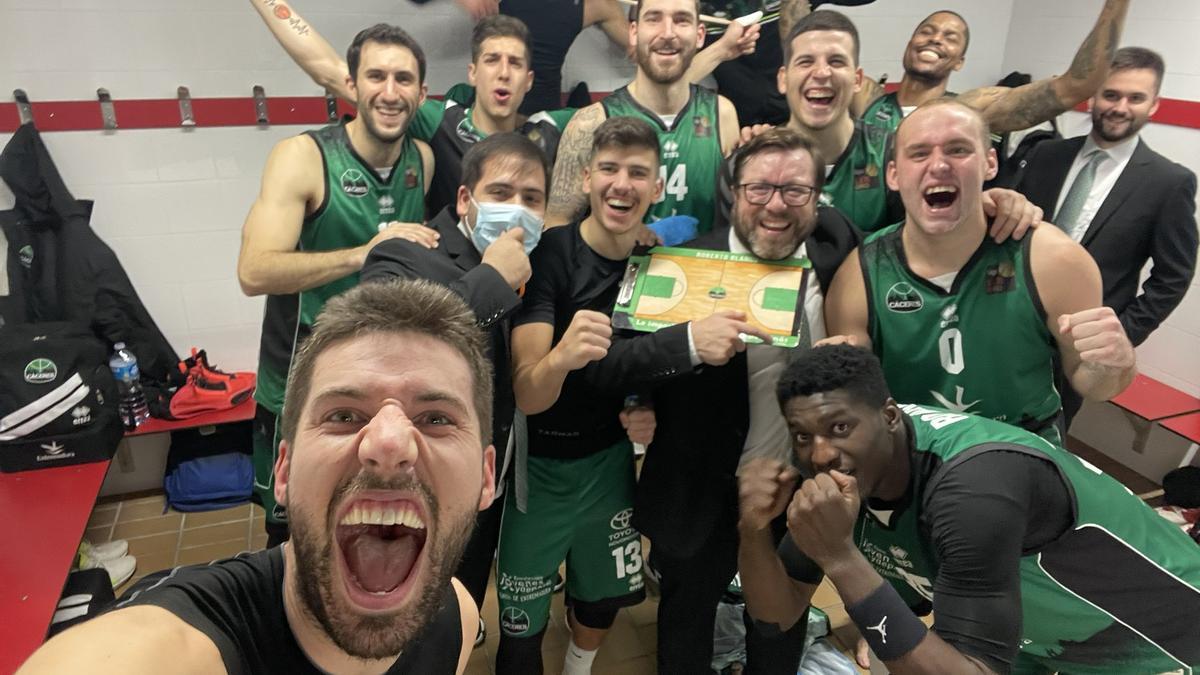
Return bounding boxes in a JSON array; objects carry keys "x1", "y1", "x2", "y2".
[
  {"x1": 115, "y1": 546, "x2": 462, "y2": 674},
  {"x1": 427, "y1": 104, "x2": 563, "y2": 219}
]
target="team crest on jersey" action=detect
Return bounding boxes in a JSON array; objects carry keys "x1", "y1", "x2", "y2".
[
  {"x1": 19, "y1": 245, "x2": 34, "y2": 269},
  {"x1": 693, "y1": 115, "x2": 712, "y2": 138},
  {"x1": 340, "y1": 169, "x2": 369, "y2": 197},
  {"x1": 885, "y1": 282, "x2": 924, "y2": 313},
  {"x1": 377, "y1": 194, "x2": 395, "y2": 217},
  {"x1": 854, "y1": 162, "x2": 880, "y2": 190},
  {"x1": 403, "y1": 166, "x2": 419, "y2": 189},
  {"x1": 985, "y1": 261, "x2": 1016, "y2": 294}
]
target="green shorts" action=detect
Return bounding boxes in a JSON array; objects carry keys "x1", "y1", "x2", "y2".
[
  {"x1": 251, "y1": 406, "x2": 288, "y2": 526},
  {"x1": 495, "y1": 440, "x2": 645, "y2": 637}
]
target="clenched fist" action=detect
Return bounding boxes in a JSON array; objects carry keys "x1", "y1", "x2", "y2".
[
  {"x1": 738, "y1": 458, "x2": 800, "y2": 533},
  {"x1": 549, "y1": 310, "x2": 612, "y2": 371},
  {"x1": 1058, "y1": 307, "x2": 1135, "y2": 370}
]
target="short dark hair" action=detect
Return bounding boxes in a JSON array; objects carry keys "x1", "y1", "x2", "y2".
[
  {"x1": 635, "y1": 0, "x2": 700, "y2": 20},
  {"x1": 733, "y1": 127, "x2": 826, "y2": 192},
  {"x1": 784, "y1": 10, "x2": 860, "y2": 65},
  {"x1": 1111, "y1": 46, "x2": 1166, "y2": 94},
  {"x1": 281, "y1": 280, "x2": 493, "y2": 447},
  {"x1": 347, "y1": 24, "x2": 427, "y2": 84},
  {"x1": 776, "y1": 345, "x2": 891, "y2": 410},
  {"x1": 460, "y1": 132, "x2": 551, "y2": 194},
  {"x1": 471, "y1": 14, "x2": 532, "y2": 65},
  {"x1": 590, "y1": 116, "x2": 660, "y2": 162},
  {"x1": 917, "y1": 10, "x2": 970, "y2": 56}
]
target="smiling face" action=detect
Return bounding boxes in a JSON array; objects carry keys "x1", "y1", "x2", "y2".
[
  {"x1": 275, "y1": 331, "x2": 494, "y2": 659},
  {"x1": 348, "y1": 41, "x2": 428, "y2": 144},
  {"x1": 779, "y1": 29, "x2": 863, "y2": 131},
  {"x1": 888, "y1": 103, "x2": 997, "y2": 236},
  {"x1": 732, "y1": 148, "x2": 820, "y2": 260},
  {"x1": 902, "y1": 12, "x2": 967, "y2": 84},
  {"x1": 1090, "y1": 68, "x2": 1160, "y2": 145},
  {"x1": 783, "y1": 391, "x2": 900, "y2": 500},
  {"x1": 584, "y1": 145, "x2": 663, "y2": 234},
  {"x1": 633, "y1": 0, "x2": 705, "y2": 85},
  {"x1": 468, "y1": 36, "x2": 533, "y2": 123}
]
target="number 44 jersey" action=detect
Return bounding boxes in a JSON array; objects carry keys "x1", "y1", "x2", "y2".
[
  {"x1": 602, "y1": 84, "x2": 723, "y2": 234},
  {"x1": 859, "y1": 223, "x2": 1063, "y2": 440}
]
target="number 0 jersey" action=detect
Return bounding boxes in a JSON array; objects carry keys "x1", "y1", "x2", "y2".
[
  {"x1": 859, "y1": 223, "x2": 1062, "y2": 438},
  {"x1": 602, "y1": 84, "x2": 723, "y2": 234}
]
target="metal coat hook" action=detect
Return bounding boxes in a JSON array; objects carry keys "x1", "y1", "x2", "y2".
[
  {"x1": 324, "y1": 89, "x2": 338, "y2": 122},
  {"x1": 97, "y1": 88, "x2": 117, "y2": 130},
  {"x1": 253, "y1": 85, "x2": 269, "y2": 125},
  {"x1": 13, "y1": 89, "x2": 33, "y2": 126},
  {"x1": 177, "y1": 86, "x2": 195, "y2": 127}
]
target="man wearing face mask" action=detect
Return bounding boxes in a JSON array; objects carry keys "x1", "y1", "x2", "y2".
[{"x1": 361, "y1": 132, "x2": 547, "y2": 628}]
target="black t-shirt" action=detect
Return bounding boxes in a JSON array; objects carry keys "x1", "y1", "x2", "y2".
[
  {"x1": 514, "y1": 222, "x2": 629, "y2": 459},
  {"x1": 777, "y1": 448, "x2": 1073, "y2": 673},
  {"x1": 114, "y1": 546, "x2": 462, "y2": 675}
]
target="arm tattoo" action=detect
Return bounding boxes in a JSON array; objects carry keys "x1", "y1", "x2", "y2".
[
  {"x1": 547, "y1": 105, "x2": 605, "y2": 225},
  {"x1": 261, "y1": 0, "x2": 311, "y2": 36},
  {"x1": 977, "y1": 80, "x2": 1064, "y2": 134},
  {"x1": 778, "y1": 0, "x2": 812, "y2": 47}
]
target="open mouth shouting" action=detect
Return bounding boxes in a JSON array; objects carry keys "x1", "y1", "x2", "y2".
[
  {"x1": 603, "y1": 194, "x2": 637, "y2": 223},
  {"x1": 335, "y1": 497, "x2": 428, "y2": 611},
  {"x1": 492, "y1": 87, "x2": 512, "y2": 107},
  {"x1": 923, "y1": 185, "x2": 959, "y2": 211}
]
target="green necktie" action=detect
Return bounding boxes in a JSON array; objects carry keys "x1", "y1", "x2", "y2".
[{"x1": 1056, "y1": 150, "x2": 1107, "y2": 238}]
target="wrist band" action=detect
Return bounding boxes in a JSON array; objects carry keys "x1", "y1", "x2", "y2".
[{"x1": 845, "y1": 582, "x2": 928, "y2": 661}]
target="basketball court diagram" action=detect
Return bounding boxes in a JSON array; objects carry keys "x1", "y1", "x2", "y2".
[{"x1": 612, "y1": 247, "x2": 812, "y2": 348}]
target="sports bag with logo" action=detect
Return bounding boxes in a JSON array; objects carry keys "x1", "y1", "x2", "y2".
[{"x1": 0, "y1": 322, "x2": 124, "y2": 472}]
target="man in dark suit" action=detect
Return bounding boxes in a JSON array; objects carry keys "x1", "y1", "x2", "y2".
[
  {"x1": 587, "y1": 128, "x2": 860, "y2": 672},
  {"x1": 1016, "y1": 47, "x2": 1198, "y2": 426},
  {"x1": 360, "y1": 132, "x2": 546, "y2": 634}
]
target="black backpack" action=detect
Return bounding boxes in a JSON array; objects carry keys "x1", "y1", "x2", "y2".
[{"x1": 0, "y1": 322, "x2": 124, "y2": 472}]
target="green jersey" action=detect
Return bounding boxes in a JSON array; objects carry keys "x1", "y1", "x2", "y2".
[
  {"x1": 820, "y1": 120, "x2": 895, "y2": 233},
  {"x1": 602, "y1": 84, "x2": 724, "y2": 234},
  {"x1": 861, "y1": 91, "x2": 905, "y2": 134},
  {"x1": 255, "y1": 122, "x2": 426, "y2": 413},
  {"x1": 860, "y1": 223, "x2": 1062, "y2": 439},
  {"x1": 860, "y1": 404, "x2": 1200, "y2": 674}
]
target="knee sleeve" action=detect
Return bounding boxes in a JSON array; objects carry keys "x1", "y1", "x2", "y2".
[
  {"x1": 495, "y1": 628, "x2": 546, "y2": 675},
  {"x1": 570, "y1": 600, "x2": 619, "y2": 630}
]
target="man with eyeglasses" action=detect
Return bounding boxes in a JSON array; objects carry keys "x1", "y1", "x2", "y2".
[{"x1": 582, "y1": 127, "x2": 860, "y2": 670}]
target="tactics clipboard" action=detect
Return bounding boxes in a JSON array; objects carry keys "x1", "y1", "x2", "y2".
[{"x1": 612, "y1": 246, "x2": 812, "y2": 348}]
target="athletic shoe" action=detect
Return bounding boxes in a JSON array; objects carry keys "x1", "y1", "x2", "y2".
[
  {"x1": 474, "y1": 617, "x2": 486, "y2": 648},
  {"x1": 170, "y1": 349, "x2": 256, "y2": 419},
  {"x1": 79, "y1": 539, "x2": 129, "y2": 563},
  {"x1": 79, "y1": 553, "x2": 137, "y2": 588}
]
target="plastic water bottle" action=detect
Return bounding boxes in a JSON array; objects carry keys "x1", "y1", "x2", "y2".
[{"x1": 109, "y1": 342, "x2": 150, "y2": 430}]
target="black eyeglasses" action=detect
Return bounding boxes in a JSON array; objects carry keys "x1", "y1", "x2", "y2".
[{"x1": 737, "y1": 183, "x2": 817, "y2": 206}]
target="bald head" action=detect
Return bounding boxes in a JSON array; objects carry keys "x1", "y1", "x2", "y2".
[{"x1": 896, "y1": 98, "x2": 990, "y2": 150}]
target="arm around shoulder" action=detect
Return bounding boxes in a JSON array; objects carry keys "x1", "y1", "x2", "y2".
[
  {"x1": 18, "y1": 606, "x2": 223, "y2": 675},
  {"x1": 546, "y1": 103, "x2": 606, "y2": 227}
]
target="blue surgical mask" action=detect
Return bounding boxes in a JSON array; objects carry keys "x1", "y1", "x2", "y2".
[{"x1": 468, "y1": 196, "x2": 544, "y2": 255}]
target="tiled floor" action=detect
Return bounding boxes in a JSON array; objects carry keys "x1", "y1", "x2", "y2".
[{"x1": 83, "y1": 493, "x2": 868, "y2": 674}]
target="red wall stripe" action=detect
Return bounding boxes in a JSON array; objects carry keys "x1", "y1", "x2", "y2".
[{"x1": 1, "y1": 92, "x2": 1198, "y2": 133}]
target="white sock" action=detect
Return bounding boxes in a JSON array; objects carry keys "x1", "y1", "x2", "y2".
[{"x1": 562, "y1": 638, "x2": 598, "y2": 675}]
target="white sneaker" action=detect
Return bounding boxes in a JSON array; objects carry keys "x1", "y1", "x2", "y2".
[
  {"x1": 79, "y1": 539, "x2": 129, "y2": 562},
  {"x1": 80, "y1": 554, "x2": 137, "y2": 588}
]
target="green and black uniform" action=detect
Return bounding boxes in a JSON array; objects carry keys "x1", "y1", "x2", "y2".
[
  {"x1": 499, "y1": 223, "x2": 645, "y2": 639},
  {"x1": 602, "y1": 84, "x2": 724, "y2": 234},
  {"x1": 408, "y1": 94, "x2": 570, "y2": 218},
  {"x1": 859, "y1": 223, "x2": 1062, "y2": 441},
  {"x1": 861, "y1": 91, "x2": 907, "y2": 134},
  {"x1": 820, "y1": 119, "x2": 901, "y2": 233},
  {"x1": 253, "y1": 121, "x2": 425, "y2": 529},
  {"x1": 780, "y1": 404, "x2": 1200, "y2": 674}
]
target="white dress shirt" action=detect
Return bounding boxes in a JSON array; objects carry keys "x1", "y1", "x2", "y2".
[
  {"x1": 727, "y1": 230, "x2": 826, "y2": 469},
  {"x1": 1054, "y1": 134, "x2": 1140, "y2": 242}
]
